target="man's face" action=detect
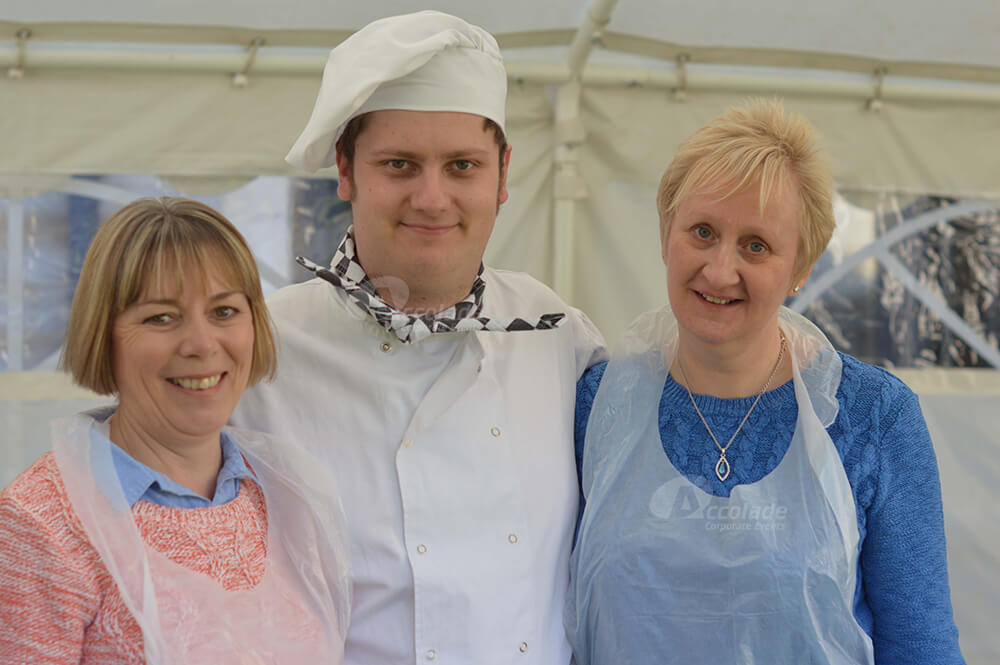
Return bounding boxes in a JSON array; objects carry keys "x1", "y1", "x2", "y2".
[{"x1": 336, "y1": 110, "x2": 510, "y2": 311}]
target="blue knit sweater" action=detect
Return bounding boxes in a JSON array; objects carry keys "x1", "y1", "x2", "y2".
[{"x1": 574, "y1": 353, "x2": 965, "y2": 665}]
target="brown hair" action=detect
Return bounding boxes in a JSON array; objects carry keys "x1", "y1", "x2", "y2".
[{"x1": 62, "y1": 197, "x2": 276, "y2": 395}]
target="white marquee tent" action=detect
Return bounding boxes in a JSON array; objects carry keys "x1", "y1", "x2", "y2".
[{"x1": 1, "y1": 1, "x2": 998, "y2": 662}]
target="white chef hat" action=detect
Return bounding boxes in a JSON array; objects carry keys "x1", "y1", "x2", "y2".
[{"x1": 286, "y1": 10, "x2": 508, "y2": 173}]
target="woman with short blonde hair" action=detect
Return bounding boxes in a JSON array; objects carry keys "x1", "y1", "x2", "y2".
[{"x1": 567, "y1": 100, "x2": 964, "y2": 665}]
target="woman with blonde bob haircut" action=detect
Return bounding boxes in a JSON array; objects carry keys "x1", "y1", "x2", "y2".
[
  {"x1": 0, "y1": 197, "x2": 350, "y2": 664},
  {"x1": 63, "y1": 197, "x2": 276, "y2": 394},
  {"x1": 567, "y1": 100, "x2": 964, "y2": 664}
]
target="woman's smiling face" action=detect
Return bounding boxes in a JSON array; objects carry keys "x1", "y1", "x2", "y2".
[
  {"x1": 662, "y1": 178, "x2": 803, "y2": 353},
  {"x1": 110, "y1": 261, "x2": 255, "y2": 447}
]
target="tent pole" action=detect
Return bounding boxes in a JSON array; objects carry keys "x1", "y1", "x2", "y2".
[
  {"x1": 5, "y1": 194, "x2": 24, "y2": 371},
  {"x1": 512, "y1": 62, "x2": 1000, "y2": 104},
  {"x1": 2, "y1": 45, "x2": 999, "y2": 104},
  {"x1": 552, "y1": 0, "x2": 621, "y2": 303}
]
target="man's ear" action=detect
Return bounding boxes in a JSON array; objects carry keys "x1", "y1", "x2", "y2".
[
  {"x1": 336, "y1": 151, "x2": 353, "y2": 201},
  {"x1": 498, "y1": 144, "x2": 512, "y2": 205}
]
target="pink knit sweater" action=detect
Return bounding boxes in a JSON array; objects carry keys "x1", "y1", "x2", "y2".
[{"x1": 0, "y1": 452, "x2": 269, "y2": 664}]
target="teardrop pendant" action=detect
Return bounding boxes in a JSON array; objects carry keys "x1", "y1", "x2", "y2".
[{"x1": 715, "y1": 453, "x2": 731, "y2": 482}]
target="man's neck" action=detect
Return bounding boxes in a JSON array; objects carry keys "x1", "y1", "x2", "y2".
[
  {"x1": 378, "y1": 279, "x2": 476, "y2": 315},
  {"x1": 363, "y1": 260, "x2": 481, "y2": 316}
]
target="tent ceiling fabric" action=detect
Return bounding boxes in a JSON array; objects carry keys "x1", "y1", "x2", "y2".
[
  {"x1": 4, "y1": 0, "x2": 1000, "y2": 74},
  {"x1": 1, "y1": 1, "x2": 999, "y2": 194}
]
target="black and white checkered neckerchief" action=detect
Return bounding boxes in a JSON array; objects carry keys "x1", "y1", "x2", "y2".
[{"x1": 295, "y1": 228, "x2": 566, "y2": 344}]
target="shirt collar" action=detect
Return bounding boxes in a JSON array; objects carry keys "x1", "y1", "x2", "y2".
[{"x1": 109, "y1": 430, "x2": 254, "y2": 507}]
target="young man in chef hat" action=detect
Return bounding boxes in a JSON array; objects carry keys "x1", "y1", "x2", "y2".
[{"x1": 232, "y1": 10, "x2": 607, "y2": 665}]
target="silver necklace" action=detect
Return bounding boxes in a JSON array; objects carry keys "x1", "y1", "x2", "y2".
[{"x1": 677, "y1": 331, "x2": 787, "y2": 482}]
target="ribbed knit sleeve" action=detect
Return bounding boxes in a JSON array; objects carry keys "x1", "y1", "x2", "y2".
[
  {"x1": 574, "y1": 361, "x2": 608, "y2": 501},
  {"x1": 0, "y1": 454, "x2": 106, "y2": 664},
  {"x1": 850, "y1": 368, "x2": 964, "y2": 664}
]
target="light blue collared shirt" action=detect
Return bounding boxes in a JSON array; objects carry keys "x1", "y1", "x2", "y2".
[{"x1": 107, "y1": 429, "x2": 254, "y2": 508}]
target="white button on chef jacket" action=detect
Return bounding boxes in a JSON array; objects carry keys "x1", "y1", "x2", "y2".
[{"x1": 233, "y1": 267, "x2": 606, "y2": 665}]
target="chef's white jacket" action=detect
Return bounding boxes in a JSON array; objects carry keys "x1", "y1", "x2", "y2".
[{"x1": 231, "y1": 266, "x2": 607, "y2": 665}]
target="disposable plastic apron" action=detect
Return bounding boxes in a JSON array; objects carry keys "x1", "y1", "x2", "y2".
[
  {"x1": 52, "y1": 410, "x2": 351, "y2": 665},
  {"x1": 566, "y1": 306, "x2": 875, "y2": 665}
]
